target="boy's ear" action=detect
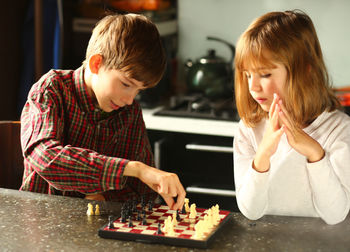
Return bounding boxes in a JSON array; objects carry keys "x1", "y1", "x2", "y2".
[{"x1": 89, "y1": 54, "x2": 103, "y2": 74}]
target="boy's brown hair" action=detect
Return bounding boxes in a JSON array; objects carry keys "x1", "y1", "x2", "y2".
[
  {"x1": 83, "y1": 13, "x2": 166, "y2": 87},
  {"x1": 234, "y1": 10, "x2": 340, "y2": 127}
]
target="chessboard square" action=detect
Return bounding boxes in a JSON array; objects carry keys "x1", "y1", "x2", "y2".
[
  {"x1": 158, "y1": 205, "x2": 169, "y2": 210},
  {"x1": 141, "y1": 230, "x2": 156, "y2": 235},
  {"x1": 118, "y1": 227, "x2": 132, "y2": 232},
  {"x1": 178, "y1": 221, "x2": 191, "y2": 227},
  {"x1": 146, "y1": 226, "x2": 158, "y2": 231},
  {"x1": 174, "y1": 229, "x2": 184, "y2": 233},
  {"x1": 181, "y1": 229, "x2": 196, "y2": 235},
  {"x1": 177, "y1": 234, "x2": 192, "y2": 239},
  {"x1": 130, "y1": 229, "x2": 143, "y2": 234},
  {"x1": 148, "y1": 215, "x2": 162, "y2": 219}
]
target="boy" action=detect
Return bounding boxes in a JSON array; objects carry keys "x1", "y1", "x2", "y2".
[{"x1": 20, "y1": 14, "x2": 185, "y2": 210}]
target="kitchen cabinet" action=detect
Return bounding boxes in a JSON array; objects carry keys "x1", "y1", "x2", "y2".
[{"x1": 144, "y1": 108, "x2": 239, "y2": 212}]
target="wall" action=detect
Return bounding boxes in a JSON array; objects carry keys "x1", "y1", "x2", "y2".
[{"x1": 177, "y1": 0, "x2": 350, "y2": 88}]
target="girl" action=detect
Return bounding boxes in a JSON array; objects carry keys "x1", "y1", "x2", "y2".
[{"x1": 233, "y1": 10, "x2": 350, "y2": 225}]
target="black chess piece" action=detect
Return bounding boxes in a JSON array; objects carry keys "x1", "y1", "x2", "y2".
[
  {"x1": 121, "y1": 211, "x2": 127, "y2": 223},
  {"x1": 176, "y1": 210, "x2": 181, "y2": 221},
  {"x1": 148, "y1": 200, "x2": 153, "y2": 211},
  {"x1": 136, "y1": 210, "x2": 141, "y2": 221},
  {"x1": 156, "y1": 222, "x2": 162, "y2": 235},
  {"x1": 128, "y1": 218, "x2": 133, "y2": 228},
  {"x1": 108, "y1": 215, "x2": 114, "y2": 229},
  {"x1": 142, "y1": 215, "x2": 147, "y2": 225},
  {"x1": 181, "y1": 205, "x2": 186, "y2": 214}
]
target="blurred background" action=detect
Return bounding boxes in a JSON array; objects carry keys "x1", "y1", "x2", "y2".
[{"x1": 1, "y1": 0, "x2": 350, "y2": 119}]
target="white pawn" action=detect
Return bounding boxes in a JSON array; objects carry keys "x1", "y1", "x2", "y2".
[
  {"x1": 95, "y1": 204, "x2": 100, "y2": 215},
  {"x1": 189, "y1": 203, "x2": 197, "y2": 218},
  {"x1": 86, "y1": 203, "x2": 94, "y2": 216},
  {"x1": 172, "y1": 212, "x2": 178, "y2": 226}
]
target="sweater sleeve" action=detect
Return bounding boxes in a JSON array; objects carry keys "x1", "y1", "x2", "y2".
[
  {"x1": 21, "y1": 79, "x2": 128, "y2": 194},
  {"x1": 233, "y1": 121, "x2": 270, "y2": 220},
  {"x1": 306, "y1": 133, "x2": 350, "y2": 225}
]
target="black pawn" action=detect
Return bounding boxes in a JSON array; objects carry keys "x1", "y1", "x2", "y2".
[
  {"x1": 142, "y1": 215, "x2": 147, "y2": 225},
  {"x1": 157, "y1": 222, "x2": 162, "y2": 235},
  {"x1": 120, "y1": 211, "x2": 126, "y2": 223},
  {"x1": 148, "y1": 200, "x2": 153, "y2": 211},
  {"x1": 128, "y1": 218, "x2": 133, "y2": 228},
  {"x1": 176, "y1": 210, "x2": 181, "y2": 222},
  {"x1": 136, "y1": 210, "x2": 141, "y2": 221},
  {"x1": 108, "y1": 215, "x2": 114, "y2": 229}
]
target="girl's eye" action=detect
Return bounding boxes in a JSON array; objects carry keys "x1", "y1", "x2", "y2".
[
  {"x1": 261, "y1": 73, "x2": 271, "y2": 78},
  {"x1": 122, "y1": 82, "x2": 130, "y2": 88}
]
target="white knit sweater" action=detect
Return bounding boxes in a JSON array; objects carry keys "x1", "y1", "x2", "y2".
[{"x1": 233, "y1": 110, "x2": 350, "y2": 224}]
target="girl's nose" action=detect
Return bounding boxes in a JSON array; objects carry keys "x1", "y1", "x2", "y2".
[{"x1": 249, "y1": 75, "x2": 261, "y2": 92}]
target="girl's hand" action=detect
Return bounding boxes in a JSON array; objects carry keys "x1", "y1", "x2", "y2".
[
  {"x1": 277, "y1": 100, "x2": 325, "y2": 162},
  {"x1": 253, "y1": 94, "x2": 285, "y2": 172}
]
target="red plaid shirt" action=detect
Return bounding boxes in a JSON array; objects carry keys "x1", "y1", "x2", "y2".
[{"x1": 20, "y1": 67, "x2": 155, "y2": 201}]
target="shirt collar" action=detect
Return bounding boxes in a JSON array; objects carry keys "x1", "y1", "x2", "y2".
[{"x1": 73, "y1": 66, "x2": 97, "y2": 112}]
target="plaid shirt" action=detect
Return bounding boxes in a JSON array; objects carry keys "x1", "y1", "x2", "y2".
[{"x1": 20, "y1": 67, "x2": 155, "y2": 201}]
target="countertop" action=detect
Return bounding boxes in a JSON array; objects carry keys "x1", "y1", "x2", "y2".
[
  {"x1": 142, "y1": 107, "x2": 239, "y2": 137},
  {"x1": 1, "y1": 188, "x2": 349, "y2": 252}
]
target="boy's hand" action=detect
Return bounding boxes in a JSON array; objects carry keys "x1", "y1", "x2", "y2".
[
  {"x1": 85, "y1": 193, "x2": 105, "y2": 201},
  {"x1": 124, "y1": 161, "x2": 186, "y2": 210}
]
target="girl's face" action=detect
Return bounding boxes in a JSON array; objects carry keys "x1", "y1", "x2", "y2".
[{"x1": 244, "y1": 61, "x2": 288, "y2": 112}]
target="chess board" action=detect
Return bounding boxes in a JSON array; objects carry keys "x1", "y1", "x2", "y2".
[{"x1": 98, "y1": 204, "x2": 233, "y2": 248}]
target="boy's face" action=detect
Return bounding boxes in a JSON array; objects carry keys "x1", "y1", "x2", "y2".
[{"x1": 90, "y1": 66, "x2": 146, "y2": 112}]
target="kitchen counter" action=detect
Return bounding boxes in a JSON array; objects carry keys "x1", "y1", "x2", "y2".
[
  {"x1": 142, "y1": 107, "x2": 239, "y2": 137},
  {"x1": 1, "y1": 188, "x2": 349, "y2": 252}
]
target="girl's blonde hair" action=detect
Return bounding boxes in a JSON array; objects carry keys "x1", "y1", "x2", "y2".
[
  {"x1": 234, "y1": 10, "x2": 340, "y2": 127},
  {"x1": 83, "y1": 13, "x2": 166, "y2": 87}
]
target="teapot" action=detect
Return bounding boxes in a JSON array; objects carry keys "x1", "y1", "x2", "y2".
[{"x1": 185, "y1": 36, "x2": 235, "y2": 99}]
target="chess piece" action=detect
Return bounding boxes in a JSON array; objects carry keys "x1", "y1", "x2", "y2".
[
  {"x1": 136, "y1": 210, "x2": 141, "y2": 221},
  {"x1": 86, "y1": 203, "x2": 94, "y2": 216},
  {"x1": 189, "y1": 203, "x2": 197, "y2": 218},
  {"x1": 184, "y1": 198, "x2": 190, "y2": 213},
  {"x1": 157, "y1": 222, "x2": 162, "y2": 235},
  {"x1": 142, "y1": 215, "x2": 147, "y2": 225},
  {"x1": 128, "y1": 218, "x2": 133, "y2": 228},
  {"x1": 121, "y1": 211, "x2": 127, "y2": 223},
  {"x1": 108, "y1": 215, "x2": 114, "y2": 229},
  {"x1": 95, "y1": 204, "x2": 100, "y2": 215},
  {"x1": 194, "y1": 220, "x2": 204, "y2": 239},
  {"x1": 172, "y1": 212, "x2": 178, "y2": 226},
  {"x1": 181, "y1": 204, "x2": 186, "y2": 214},
  {"x1": 176, "y1": 210, "x2": 181, "y2": 221},
  {"x1": 148, "y1": 200, "x2": 153, "y2": 211}
]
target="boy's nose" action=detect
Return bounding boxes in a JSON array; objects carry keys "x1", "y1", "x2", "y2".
[{"x1": 123, "y1": 94, "x2": 136, "y2": 105}]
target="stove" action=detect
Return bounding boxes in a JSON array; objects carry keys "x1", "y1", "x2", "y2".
[{"x1": 154, "y1": 94, "x2": 240, "y2": 121}]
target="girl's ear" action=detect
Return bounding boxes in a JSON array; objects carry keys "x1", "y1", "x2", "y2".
[{"x1": 88, "y1": 54, "x2": 103, "y2": 74}]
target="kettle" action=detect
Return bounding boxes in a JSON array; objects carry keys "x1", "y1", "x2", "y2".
[{"x1": 185, "y1": 36, "x2": 235, "y2": 99}]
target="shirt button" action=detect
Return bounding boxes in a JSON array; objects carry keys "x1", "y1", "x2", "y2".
[{"x1": 95, "y1": 108, "x2": 99, "y2": 112}]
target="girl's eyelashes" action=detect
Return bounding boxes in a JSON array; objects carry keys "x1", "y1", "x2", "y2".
[
  {"x1": 122, "y1": 82, "x2": 130, "y2": 88},
  {"x1": 261, "y1": 73, "x2": 271, "y2": 78}
]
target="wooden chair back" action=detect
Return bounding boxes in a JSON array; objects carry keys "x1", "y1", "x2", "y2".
[{"x1": 0, "y1": 121, "x2": 24, "y2": 189}]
